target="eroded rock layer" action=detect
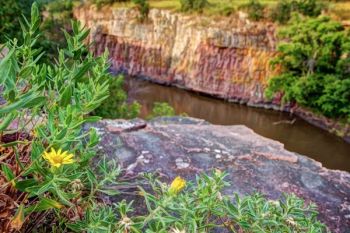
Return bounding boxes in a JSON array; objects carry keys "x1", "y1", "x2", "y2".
[
  {"x1": 85, "y1": 117, "x2": 350, "y2": 232},
  {"x1": 74, "y1": 6, "x2": 277, "y2": 104}
]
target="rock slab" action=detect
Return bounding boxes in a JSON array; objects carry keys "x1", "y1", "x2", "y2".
[{"x1": 86, "y1": 117, "x2": 350, "y2": 232}]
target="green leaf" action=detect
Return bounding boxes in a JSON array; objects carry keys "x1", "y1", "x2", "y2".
[
  {"x1": 0, "y1": 112, "x2": 17, "y2": 131},
  {"x1": 60, "y1": 85, "x2": 72, "y2": 107},
  {"x1": 22, "y1": 96, "x2": 46, "y2": 109},
  {"x1": 15, "y1": 179, "x2": 38, "y2": 192},
  {"x1": 72, "y1": 61, "x2": 92, "y2": 81},
  {"x1": 55, "y1": 188, "x2": 74, "y2": 207},
  {"x1": 0, "y1": 92, "x2": 43, "y2": 114},
  {"x1": 99, "y1": 189, "x2": 120, "y2": 196},
  {"x1": 1, "y1": 164, "x2": 15, "y2": 181},
  {"x1": 0, "y1": 140, "x2": 28, "y2": 147},
  {"x1": 56, "y1": 128, "x2": 68, "y2": 141},
  {"x1": 0, "y1": 48, "x2": 17, "y2": 91},
  {"x1": 78, "y1": 28, "x2": 90, "y2": 42},
  {"x1": 25, "y1": 197, "x2": 63, "y2": 214},
  {"x1": 84, "y1": 116, "x2": 102, "y2": 123},
  {"x1": 27, "y1": 179, "x2": 53, "y2": 196}
]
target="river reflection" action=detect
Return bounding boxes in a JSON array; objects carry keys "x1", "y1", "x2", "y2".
[{"x1": 124, "y1": 76, "x2": 350, "y2": 171}]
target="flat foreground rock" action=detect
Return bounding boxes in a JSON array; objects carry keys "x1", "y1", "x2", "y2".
[{"x1": 86, "y1": 117, "x2": 350, "y2": 232}]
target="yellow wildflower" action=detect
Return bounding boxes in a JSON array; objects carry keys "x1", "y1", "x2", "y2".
[
  {"x1": 43, "y1": 148, "x2": 74, "y2": 168},
  {"x1": 169, "y1": 176, "x2": 186, "y2": 194}
]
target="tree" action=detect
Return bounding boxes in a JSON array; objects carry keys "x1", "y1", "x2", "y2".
[
  {"x1": 270, "y1": 0, "x2": 326, "y2": 24},
  {"x1": 133, "y1": 0, "x2": 150, "y2": 22},
  {"x1": 148, "y1": 102, "x2": 176, "y2": 119},
  {"x1": 240, "y1": 0, "x2": 265, "y2": 21},
  {"x1": 266, "y1": 16, "x2": 350, "y2": 121},
  {"x1": 180, "y1": 0, "x2": 208, "y2": 12}
]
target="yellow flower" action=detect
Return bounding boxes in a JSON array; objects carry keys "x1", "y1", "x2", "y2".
[
  {"x1": 43, "y1": 148, "x2": 74, "y2": 168},
  {"x1": 169, "y1": 176, "x2": 186, "y2": 194}
]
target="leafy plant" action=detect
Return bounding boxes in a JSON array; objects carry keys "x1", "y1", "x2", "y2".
[
  {"x1": 266, "y1": 16, "x2": 350, "y2": 121},
  {"x1": 38, "y1": 0, "x2": 74, "y2": 61},
  {"x1": 147, "y1": 102, "x2": 176, "y2": 119},
  {"x1": 180, "y1": 0, "x2": 208, "y2": 12},
  {"x1": 269, "y1": 0, "x2": 293, "y2": 24},
  {"x1": 92, "y1": 75, "x2": 141, "y2": 119},
  {"x1": 270, "y1": 0, "x2": 326, "y2": 24},
  {"x1": 239, "y1": 0, "x2": 265, "y2": 21},
  {"x1": 92, "y1": 171, "x2": 328, "y2": 232},
  {"x1": 0, "y1": 0, "x2": 35, "y2": 43},
  {"x1": 133, "y1": 0, "x2": 150, "y2": 22},
  {"x1": 0, "y1": 3, "x2": 120, "y2": 231},
  {"x1": 89, "y1": 0, "x2": 128, "y2": 9}
]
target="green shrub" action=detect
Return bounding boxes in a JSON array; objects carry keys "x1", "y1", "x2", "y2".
[
  {"x1": 296, "y1": 0, "x2": 326, "y2": 17},
  {"x1": 0, "y1": 3, "x2": 114, "y2": 231},
  {"x1": 148, "y1": 102, "x2": 176, "y2": 119},
  {"x1": 239, "y1": 0, "x2": 265, "y2": 21},
  {"x1": 269, "y1": 0, "x2": 293, "y2": 24},
  {"x1": 133, "y1": 0, "x2": 150, "y2": 22},
  {"x1": 270, "y1": 0, "x2": 326, "y2": 24},
  {"x1": 90, "y1": 0, "x2": 128, "y2": 8},
  {"x1": 266, "y1": 16, "x2": 350, "y2": 121},
  {"x1": 69, "y1": 171, "x2": 328, "y2": 232},
  {"x1": 92, "y1": 75, "x2": 141, "y2": 119},
  {"x1": 0, "y1": 0, "x2": 35, "y2": 43},
  {"x1": 180, "y1": 0, "x2": 208, "y2": 12},
  {"x1": 39, "y1": 0, "x2": 74, "y2": 61}
]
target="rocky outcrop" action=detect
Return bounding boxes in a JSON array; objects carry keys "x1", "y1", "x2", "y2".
[{"x1": 86, "y1": 117, "x2": 350, "y2": 232}]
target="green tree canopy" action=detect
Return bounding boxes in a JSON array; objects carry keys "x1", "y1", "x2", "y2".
[{"x1": 266, "y1": 16, "x2": 350, "y2": 121}]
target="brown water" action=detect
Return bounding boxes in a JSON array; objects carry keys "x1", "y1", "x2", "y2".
[{"x1": 125, "y1": 77, "x2": 350, "y2": 172}]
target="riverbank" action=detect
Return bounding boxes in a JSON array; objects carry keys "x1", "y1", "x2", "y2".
[{"x1": 125, "y1": 76, "x2": 350, "y2": 171}]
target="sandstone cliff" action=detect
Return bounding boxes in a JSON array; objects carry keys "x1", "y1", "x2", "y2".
[
  {"x1": 74, "y1": 6, "x2": 278, "y2": 104},
  {"x1": 73, "y1": 5, "x2": 350, "y2": 141},
  {"x1": 85, "y1": 117, "x2": 350, "y2": 232}
]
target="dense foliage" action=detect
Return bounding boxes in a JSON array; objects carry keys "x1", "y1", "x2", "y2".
[
  {"x1": 270, "y1": 0, "x2": 326, "y2": 24},
  {"x1": 239, "y1": 0, "x2": 265, "y2": 21},
  {"x1": 132, "y1": 0, "x2": 150, "y2": 21},
  {"x1": 89, "y1": 0, "x2": 149, "y2": 21},
  {"x1": 92, "y1": 75, "x2": 141, "y2": 119},
  {"x1": 39, "y1": 0, "x2": 74, "y2": 60},
  {"x1": 266, "y1": 16, "x2": 350, "y2": 121},
  {"x1": 90, "y1": 0, "x2": 128, "y2": 8},
  {"x1": 0, "y1": 3, "x2": 111, "y2": 231},
  {"x1": 148, "y1": 102, "x2": 176, "y2": 119},
  {"x1": 0, "y1": 0, "x2": 35, "y2": 43},
  {"x1": 180, "y1": 0, "x2": 208, "y2": 12}
]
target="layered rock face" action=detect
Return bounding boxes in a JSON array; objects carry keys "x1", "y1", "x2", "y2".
[
  {"x1": 73, "y1": 6, "x2": 350, "y2": 140},
  {"x1": 85, "y1": 117, "x2": 350, "y2": 232},
  {"x1": 74, "y1": 6, "x2": 277, "y2": 104}
]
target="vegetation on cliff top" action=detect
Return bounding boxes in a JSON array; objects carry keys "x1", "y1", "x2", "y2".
[
  {"x1": 91, "y1": 0, "x2": 349, "y2": 20},
  {"x1": 0, "y1": 3, "x2": 329, "y2": 232},
  {"x1": 266, "y1": 15, "x2": 350, "y2": 122}
]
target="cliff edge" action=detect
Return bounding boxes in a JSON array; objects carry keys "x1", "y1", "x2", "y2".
[{"x1": 85, "y1": 117, "x2": 350, "y2": 232}]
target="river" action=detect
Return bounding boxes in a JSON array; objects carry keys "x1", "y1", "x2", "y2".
[{"x1": 124, "y1": 76, "x2": 350, "y2": 172}]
